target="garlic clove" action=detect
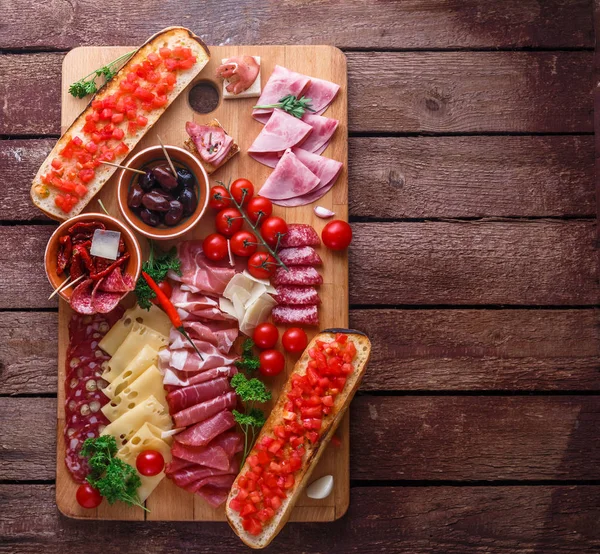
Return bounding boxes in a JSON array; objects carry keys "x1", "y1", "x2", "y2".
[
  {"x1": 314, "y1": 206, "x2": 335, "y2": 219},
  {"x1": 306, "y1": 475, "x2": 334, "y2": 499}
]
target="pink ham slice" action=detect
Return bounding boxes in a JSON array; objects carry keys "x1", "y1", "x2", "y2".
[
  {"x1": 159, "y1": 345, "x2": 237, "y2": 373},
  {"x1": 252, "y1": 65, "x2": 311, "y2": 123},
  {"x1": 163, "y1": 366, "x2": 237, "y2": 390},
  {"x1": 304, "y1": 76, "x2": 340, "y2": 115},
  {"x1": 277, "y1": 246, "x2": 322, "y2": 266},
  {"x1": 172, "y1": 391, "x2": 237, "y2": 427},
  {"x1": 170, "y1": 458, "x2": 239, "y2": 487},
  {"x1": 272, "y1": 305, "x2": 319, "y2": 326},
  {"x1": 171, "y1": 442, "x2": 230, "y2": 471},
  {"x1": 258, "y1": 149, "x2": 320, "y2": 201},
  {"x1": 186, "y1": 474, "x2": 236, "y2": 495},
  {"x1": 300, "y1": 113, "x2": 338, "y2": 154},
  {"x1": 166, "y1": 377, "x2": 232, "y2": 413},
  {"x1": 194, "y1": 484, "x2": 233, "y2": 507},
  {"x1": 279, "y1": 224, "x2": 321, "y2": 248},
  {"x1": 185, "y1": 122, "x2": 232, "y2": 165},
  {"x1": 165, "y1": 456, "x2": 194, "y2": 476},
  {"x1": 272, "y1": 266, "x2": 323, "y2": 286},
  {"x1": 273, "y1": 285, "x2": 321, "y2": 306},
  {"x1": 248, "y1": 110, "x2": 312, "y2": 155},
  {"x1": 181, "y1": 321, "x2": 238, "y2": 353},
  {"x1": 174, "y1": 410, "x2": 236, "y2": 446},
  {"x1": 170, "y1": 285, "x2": 220, "y2": 313}
]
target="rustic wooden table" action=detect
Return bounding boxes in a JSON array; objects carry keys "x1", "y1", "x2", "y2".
[{"x1": 1, "y1": 1, "x2": 599, "y2": 552}]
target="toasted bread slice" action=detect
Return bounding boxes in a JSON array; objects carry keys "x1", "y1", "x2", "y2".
[
  {"x1": 183, "y1": 118, "x2": 239, "y2": 174},
  {"x1": 226, "y1": 328, "x2": 371, "y2": 549},
  {"x1": 30, "y1": 27, "x2": 210, "y2": 221}
]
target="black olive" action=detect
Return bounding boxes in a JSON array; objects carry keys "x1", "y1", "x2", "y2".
[
  {"x1": 152, "y1": 165, "x2": 179, "y2": 192},
  {"x1": 177, "y1": 167, "x2": 195, "y2": 188},
  {"x1": 139, "y1": 170, "x2": 156, "y2": 192},
  {"x1": 142, "y1": 190, "x2": 171, "y2": 212},
  {"x1": 127, "y1": 182, "x2": 144, "y2": 209},
  {"x1": 178, "y1": 186, "x2": 198, "y2": 216},
  {"x1": 138, "y1": 208, "x2": 161, "y2": 227},
  {"x1": 164, "y1": 200, "x2": 184, "y2": 226}
]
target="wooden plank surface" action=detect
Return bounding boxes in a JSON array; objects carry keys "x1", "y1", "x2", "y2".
[
  {"x1": 1, "y1": 51, "x2": 593, "y2": 136},
  {"x1": 1, "y1": 484, "x2": 599, "y2": 553},
  {"x1": 0, "y1": 1, "x2": 592, "y2": 50}
]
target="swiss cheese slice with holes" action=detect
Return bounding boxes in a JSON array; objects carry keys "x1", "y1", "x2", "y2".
[
  {"x1": 102, "y1": 344, "x2": 158, "y2": 400},
  {"x1": 116, "y1": 423, "x2": 172, "y2": 503},
  {"x1": 99, "y1": 304, "x2": 172, "y2": 356},
  {"x1": 102, "y1": 323, "x2": 168, "y2": 383},
  {"x1": 102, "y1": 395, "x2": 172, "y2": 447},
  {"x1": 101, "y1": 365, "x2": 167, "y2": 422}
]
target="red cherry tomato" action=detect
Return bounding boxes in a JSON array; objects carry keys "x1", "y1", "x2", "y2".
[
  {"x1": 253, "y1": 322, "x2": 279, "y2": 349},
  {"x1": 215, "y1": 207, "x2": 243, "y2": 237},
  {"x1": 247, "y1": 196, "x2": 273, "y2": 224},
  {"x1": 322, "y1": 220, "x2": 353, "y2": 250},
  {"x1": 136, "y1": 450, "x2": 165, "y2": 477},
  {"x1": 259, "y1": 349, "x2": 285, "y2": 377},
  {"x1": 230, "y1": 178, "x2": 254, "y2": 206},
  {"x1": 150, "y1": 280, "x2": 172, "y2": 305},
  {"x1": 230, "y1": 230, "x2": 258, "y2": 257},
  {"x1": 260, "y1": 216, "x2": 288, "y2": 248},
  {"x1": 203, "y1": 233, "x2": 228, "y2": 261},
  {"x1": 247, "y1": 252, "x2": 277, "y2": 280},
  {"x1": 282, "y1": 327, "x2": 308, "y2": 353},
  {"x1": 208, "y1": 185, "x2": 231, "y2": 210},
  {"x1": 76, "y1": 483, "x2": 103, "y2": 509}
]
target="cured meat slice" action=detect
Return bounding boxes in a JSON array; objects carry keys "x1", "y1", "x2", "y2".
[
  {"x1": 272, "y1": 305, "x2": 319, "y2": 326},
  {"x1": 166, "y1": 377, "x2": 232, "y2": 413},
  {"x1": 300, "y1": 113, "x2": 338, "y2": 154},
  {"x1": 258, "y1": 149, "x2": 320, "y2": 201},
  {"x1": 279, "y1": 224, "x2": 320, "y2": 248},
  {"x1": 185, "y1": 122, "x2": 232, "y2": 165},
  {"x1": 195, "y1": 485, "x2": 231, "y2": 507},
  {"x1": 171, "y1": 442, "x2": 230, "y2": 470},
  {"x1": 98, "y1": 267, "x2": 135, "y2": 293},
  {"x1": 181, "y1": 321, "x2": 238, "y2": 353},
  {"x1": 160, "y1": 342, "x2": 237, "y2": 372},
  {"x1": 252, "y1": 65, "x2": 311, "y2": 123},
  {"x1": 170, "y1": 285, "x2": 220, "y2": 312},
  {"x1": 163, "y1": 366, "x2": 237, "y2": 390},
  {"x1": 304, "y1": 76, "x2": 340, "y2": 115},
  {"x1": 170, "y1": 459, "x2": 238, "y2": 487},
  {"x1": 272, "y1": 266, "x2": 323, "y2": 286},
  {"x1": 277, "y1": 246, "x2": 322, "y2": 266},
  {"x1": 174, "y1": 410, "x2": 236, "y2": 447},
  {"x1": 273, "y1": 285, "x2": 321, "y2": 306},
  {"x1": 70, "y1": 279, "x2": 95, "y2": 315},
  {"x1": 165, "y1": 456, "x2": 194, "y2": 476},
  {"x1": 172, "y1": 391, "x2": 237, "y2": 427},
  {"x1": 187, "y1": 474, "x2": 236, "y2": 494},
  {"x1": 248, "y1": 110, "x2": 312, "y2": 155},
  {"x1": 211, "y1": 430, "x2": 244, "y2": 458},
  {"x1": 217, "y1": 56, "x2": 260, "y2": 95},
  {"x1": 91, "y1": 278, "x2": 122, "y2": 314}
]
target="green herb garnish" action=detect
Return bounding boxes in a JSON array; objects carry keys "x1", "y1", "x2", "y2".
[
  {"x1": 253, "y1": 94, "x2": 315, "y2": 119},
  {"x1": 135, "y1": 241, "x2": 181, "y2": 310},
  {"x1": 68, "y1": 50, "x2": 135, "y2": 99},
  {"x1": 234, "y1": 338, "x2": 261, "y2": 373}
]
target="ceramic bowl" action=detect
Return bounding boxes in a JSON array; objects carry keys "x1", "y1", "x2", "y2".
[
  {"x1": 117, "y1": 145, "x2": 209, "y2": 240},
  {"x1": 45, "y1": 212, "x2": 142, "y2": 302}
]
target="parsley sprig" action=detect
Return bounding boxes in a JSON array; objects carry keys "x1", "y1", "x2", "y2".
[
  {"x1": 253, "y1": 94, "x2": 315, "y2": 119},
  {"x1": 135, "y1": 241, "x2": 181, "y2": 310},
  {"x1": 68, "y1": 50, "x2": 135, "y2": 99},
  {"x1": 234, "y1": 339, "x2": 260, "y2": 373},
  {"x1": 81, "y1": 435, "x2": 147, "y2": 511}
]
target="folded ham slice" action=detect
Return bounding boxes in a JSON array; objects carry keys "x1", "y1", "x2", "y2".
[
  {"x1": 180, "y1": 321, "x2": 238, "y2": 353},
  {"x1": 300, "y1": 113, "x2": 338, "y2": 154},
  {"x1": 170, "y1": 458, "x2": 239, "y2": 487},
  {"x1": 174, "y1": 410, "x2": 236, "y2": 446},
  {"x1": 165, "y1": 456, "x2": 194, "y2": 476},
  {"x1": 159, "y1": 344, "x2": 237, "y2": 372},
  {"x1": 186, "y1": 474, "x2": 236, "y2": 495},
  {"x1": 258, "y1": 149, "x2": 320, "y2": 202},
  {"x1": 163, "y1": 366, "x2": 237, "y2": 389},
  {"x1": 185, "y1": 121, "x2": 233, "y2": 165},
  {"x1": 172, "y1": 391, "x2": 237, "y2": 427},
  {"x1": 248, "y1": 110, "x2": 312, "y2": 155},
  {"x1": 166, "y1": 377, "x2": 232, "y2": 413},
  {"x1": 252, "y1": 65, "x2": 311, "y2": 123},
  {"x1": 171, "y1": 441, "x2": 231, "y2": 470},
  {"x1": 304, "y1": 76, "x2": 340, "y2": 115}
]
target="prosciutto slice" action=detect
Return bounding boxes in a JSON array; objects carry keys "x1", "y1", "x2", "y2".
[
  {"x1": 174, "y1": 410, "x2": 236, "y2": 446},
  {"x1": 195, "y1": 486, "x2": 231, "y2": 508},
  {"x1": 304, "y1": 76, "x2": 340, "y2": 115},
  {"x1": 300, "y1": 113, "x2": 338, "y2": 154},
  {"x1": 165, "y1": 456, "x2": 194, "y2": 476},
  {"x1": 178, "y1": 321, "x2": 238, "y2": 353},
  {"x1": 252, "y1": 65, "x2": 311, "y2": 123},
  {"x1": 170, "y1": 459, "x2": 238, "y2": 487},
  {"x1": 186, "y1": 474, "x2": 236, "y2": 495},
  {"x1": 159, "y1": 345, "x2": 237, "y2": 372},
  {"x1": 248, "y1": 110, "x2": 312, "y2": 155},
  {"x1": 166, "y1": 377, "x2": 232, "y2": 413},
  {"x1": 258, "y1": 149, "x2": 320, "y2": 201},
  {"x1": 171, "y1": 441, "x2": 230, "y2": 470},
  {"x1": 172, "y1": 391, "x2": 237, "y2": 427},
  {"x1": 163, "y1": 366, "x2": 237, "y2": 389}
]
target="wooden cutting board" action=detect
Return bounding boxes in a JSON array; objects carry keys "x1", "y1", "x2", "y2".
[{"x1": 56, "y1": 45, "x2": 348, "y2": 522}]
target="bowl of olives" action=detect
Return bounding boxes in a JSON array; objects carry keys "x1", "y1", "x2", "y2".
[{"x1": 117, "y1": 145, "x2": 209, "y2": 240}]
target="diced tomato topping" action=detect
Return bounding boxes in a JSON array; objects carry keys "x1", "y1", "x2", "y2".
[
  {"x1": 178, "y1": 57, "x2": 195, "y2": 70},
  {"x1": 111, "y1": 112, "x2": 124, "y2": 124},
  {"x1": 51, "y1": 158, "x2": 62, "y2": 170},
  {"x1": 136, "y1": 115, "x2": 148, "y2": 127},
  {"x1": 165, "y1": 73, "x2": 177, "y2": 86},
  {"x1": 159, "y1": 47, "x2": 172, "y2": 58},
  {"x1": 112, "y1": 127, "x2": 125, "y2": 140},
  {"x1": 134, "y1": 86, "x2": 154, "y2": 102},
  {"x1": 91, "y1": 99, "x2": 103, "y2": 110},
  {"x1": 127, "y1": 121, "x2": 137, "y2": 136},
  {"x1": 78, "y1": 169, "x2": 94, "y2": 183},
  {"x1": 165, "y1": 58, "x2": 179, "y2": 71}
]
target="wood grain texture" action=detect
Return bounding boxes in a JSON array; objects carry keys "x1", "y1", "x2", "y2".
[
  {"x1": 351, "y1": 396, "x2": 600, "y2": 480},
  {"x1": 349, "y1": 221, "x2": 599, "y2": 306},
  {"x1": 1, "y1": 51, "x2": 593, "y2": 136},
  {"x1": 6, "y1": 396, "x2": 600, "y2": 482},
  {"x1": 1, "y1": 485, "x2": 599, "y2": 553},
  {"x1": 348, "y1": 51, "x2": 593, "y2": 133},
  {"x1": 0, "y1": 0, "x2": 592, "y2": 50},
  {"x1": 349, "y1": 136, "x2": 595, "y2": 219},
  {"x1": 4, "y1": 309, "x2": 599, "y2": 394},
  {"x1": 350, "y1": 309, "x2": 600, "y2": 391},
  {"x1": 4, "y1": 135, "x2": 595, "y2": 221}
]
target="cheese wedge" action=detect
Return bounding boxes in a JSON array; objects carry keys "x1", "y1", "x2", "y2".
[{"x1": 102, "y1": 344, "x2": 158, "y2": 400}]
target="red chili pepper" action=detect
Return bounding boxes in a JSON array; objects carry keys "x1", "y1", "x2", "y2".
[
  {"x1": 67, "y1": 221, "x2": 106, "y2": 236},
  {"x1": 90, "y1": 252, "x2": 130, "y2": 280},
  {"x1": 141, "y1": 271, "x2": 204, "y2": 360}
]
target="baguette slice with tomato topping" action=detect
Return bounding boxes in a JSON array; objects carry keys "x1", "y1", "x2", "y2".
[
  {"x1": 226, "y1": 328, "x2": 371, "y2": 549},
  {"x1": 30, "y1": 27, "x2": 210, "y2": 221}
]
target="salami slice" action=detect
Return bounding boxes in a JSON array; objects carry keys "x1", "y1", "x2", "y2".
[
  {"x1": 70, "y1": 279, "x2": 96, "y2": 315},
  {"x1": 272, "y1": 266, "x2": 323, "y2": 286},
  {"x1": 277, "y1": 246, "x2": 322, "y2": 266},
  {"x1": 278, "y1": 224, "x2": 320, "y2": 248},
  {"x1": 272, "y1": 305, "x2": 319, "y2": 326},
  {"x1": 98, "y1": 267, "x2": 135, "y2": 293},
  {"x1": 273, "y1": 285, "x2": 321, "y2": 306},
  {"x1": 91, "y1": 278, "x2": 122, "y2": 314}
]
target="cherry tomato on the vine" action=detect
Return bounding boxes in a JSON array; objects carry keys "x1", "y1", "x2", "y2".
[
  {"x1": 247, "y1": 252, "x2": 277, "y2": 280},
  {"x1": 230, "y1": 178, "x2": 254, "y2": 206},
  {"x1": 76, "y1": 483, "x2": 103, "y2": 509},
  {"x1": 230, "y1": 230, "x2": 258, "y2": 257},
  {"x1": 136, "y1": 450, "x2": 165, "y2": 477},
  {"x1": 208, "y1": 185, "x2": 231, "y2": 210},
  {"x1": 282, "y1": 327, "x2": 308, "y2": 354},
  {"x1": 322, "y1": 220, "x2": 353, "y2": 250},
  {"x1": 247, "y1": 196, "x2": 273, "y2": 224},
  {"x1": 203, "y1": 233, "x2": 228, "y2": 261},
  {"x1": 150, "y1": 280, "x2": 172, "y2": 305},
  {"x1": 215, "y1": 207, "x2": 243, "y2": 237},
  {"x1": 259, "y1": 349, "x2": 285, "y2": 377},
  {"x1": 260, "y1": 216, "x2": 288, "y2": 248},
  {"x1": 253, "y1": 322, "x2": 279, "y2": 349}
]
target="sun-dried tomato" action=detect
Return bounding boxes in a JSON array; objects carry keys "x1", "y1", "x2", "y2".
[
  {"x1": 90, "y1": 253, "x2": 130, "y2": 281},
  {"x1": 57, "y1": 235, "x2": 73, "y2": 275}
]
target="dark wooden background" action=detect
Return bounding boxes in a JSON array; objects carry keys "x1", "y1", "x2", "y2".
[{"x1": 1, "y1": 1, "x2": 599, "y2": 552}]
